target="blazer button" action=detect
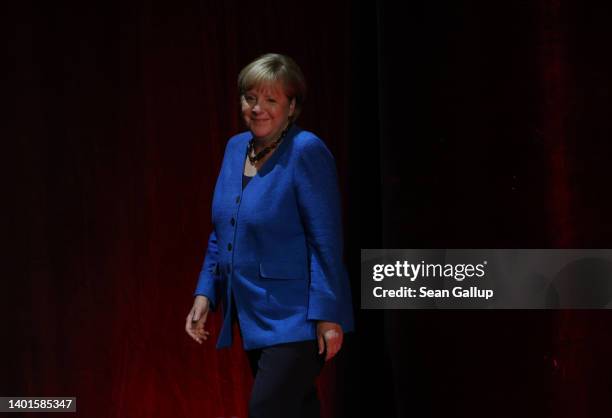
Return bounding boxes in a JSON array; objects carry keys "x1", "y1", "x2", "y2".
[
  {"x1": 235, "y1": 196, "x2": 240, "y2": 204},
  {"x1": 230, "y1": 217, "x2": 235, "y2": 226},
  {"x1": 227, "y1": 243, "x2": 232, "y2": 251}
]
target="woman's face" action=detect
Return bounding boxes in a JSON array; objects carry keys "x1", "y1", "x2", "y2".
[{"x1": 241, "y1": 81, "x2": 296, "y2": 142}]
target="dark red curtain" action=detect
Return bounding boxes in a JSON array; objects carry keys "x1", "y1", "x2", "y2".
[{"x1": 9, "y1": 1, "x2": 351, "y2": 417}]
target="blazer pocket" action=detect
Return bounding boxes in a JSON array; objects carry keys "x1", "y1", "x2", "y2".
[{"x1": 259, "y1": 262, "x2": 305, "y2": 280}]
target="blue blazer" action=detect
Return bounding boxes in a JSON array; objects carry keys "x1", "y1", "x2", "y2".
[{"x1": 194, "y1": 124, "x2": 355, "y2": 350}]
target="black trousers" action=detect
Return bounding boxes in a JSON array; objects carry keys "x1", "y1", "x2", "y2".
[{"x1": 246, "y1": 339, "x2": 325, "y2": 418}]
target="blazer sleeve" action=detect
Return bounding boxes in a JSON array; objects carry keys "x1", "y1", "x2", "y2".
[
  {"x1": 294, "y1": 137, "x2": 349, "y2": 325},
  {"x1": 193, "y1": 229, "x2": 220, "y2": 311}
]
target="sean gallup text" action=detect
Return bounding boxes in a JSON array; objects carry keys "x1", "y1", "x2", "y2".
[{"x1": 373, "y1": 286, "x2": 494, "y2": 300}]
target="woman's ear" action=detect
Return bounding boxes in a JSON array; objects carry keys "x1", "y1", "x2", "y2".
[{"x1": 289, "y1": 98, "x2": 296, "y2": 117}]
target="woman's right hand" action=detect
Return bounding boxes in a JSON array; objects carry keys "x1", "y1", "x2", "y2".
[{"x1": 185, "y1": 295, "x2": 211, "y2": 344}]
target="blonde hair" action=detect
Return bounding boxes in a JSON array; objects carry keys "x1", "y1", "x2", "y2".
[{"x1": 238, "y1": 53, "x2": 307, "y2": 122}]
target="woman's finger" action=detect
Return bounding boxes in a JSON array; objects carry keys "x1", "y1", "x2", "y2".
[
  {"x1": 185, "y1": 311, "x2": 195, "y2": 335},
  {"x1": 185, "y1": 308, "x2": 205, "y2": 343},
  {"x1": 324, "y1": 334, "x2": 343, "y2": 361},
  {"x1": 317, "y1": 332, "x2": 325, "y2": 355}
]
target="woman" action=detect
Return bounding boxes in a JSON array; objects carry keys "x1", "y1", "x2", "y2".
[{"x1": 185, "y1": 53, "x2": 354, "y2": 418}]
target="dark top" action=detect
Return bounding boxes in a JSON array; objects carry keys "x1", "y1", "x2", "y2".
[{"x1": 242, "y1": 174, "x2": 254, "y2": 189}]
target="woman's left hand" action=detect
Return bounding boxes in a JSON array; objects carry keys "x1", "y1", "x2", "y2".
[{"x1": 316, "y1": 321, "x2": 344, "y2": 361}]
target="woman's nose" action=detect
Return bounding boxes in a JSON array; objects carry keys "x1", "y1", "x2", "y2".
[{"x1": 252, "y1": 103, "x2": 261, "y2": 113}]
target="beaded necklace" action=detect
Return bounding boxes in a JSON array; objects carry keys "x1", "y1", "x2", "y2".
[{"x1": 247, "y1": 124, "x2": 291, "y2": 165}]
